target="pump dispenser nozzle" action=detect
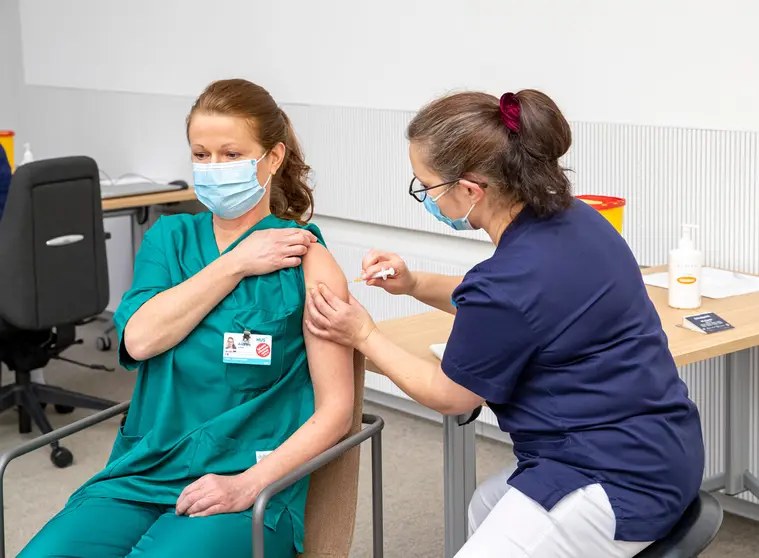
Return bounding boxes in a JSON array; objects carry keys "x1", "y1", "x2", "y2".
[{"x1": 679, "y1": 224, "x2": 698, "y2": 250}]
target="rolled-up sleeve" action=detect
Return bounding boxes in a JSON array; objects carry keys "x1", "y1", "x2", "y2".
[
  {"x1": 113, "y1": 218, "x2": 172, "y2": 370},
  {"x1": 441, "y1": 276, "x2": 537, "y2": 405}
]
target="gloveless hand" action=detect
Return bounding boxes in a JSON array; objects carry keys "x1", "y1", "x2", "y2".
[
  {"x1": 360, "y1": 250, "x2": 417, "y2": 295},
  {"x1": 305, "y1": 284, "x2": 377, "y2": 348},
  {"x1": 175, "y1": 473, "x2": 257, "y2": 518},
  {"x1": 230, "y1": 228, "x2": 317, "y2": 277}
]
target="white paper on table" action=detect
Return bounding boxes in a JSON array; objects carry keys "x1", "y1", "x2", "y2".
[
  {"x1": 430, "y1": 343, "x2": 447, "y2": 361},
  {"x1": 643, "y1": 267, "x2": 759, "y2": 299}
]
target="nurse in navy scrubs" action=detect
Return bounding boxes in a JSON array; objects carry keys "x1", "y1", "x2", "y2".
[
  {"x1": 0, "y1": 144, "x2": 10, "y2": 219},
  {"x1": 305, "y1": 90, "x2": 705, "y2": 557}
]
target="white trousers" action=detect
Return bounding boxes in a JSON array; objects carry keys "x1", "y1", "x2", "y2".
[{"x1": 458, "y1": 467, "x2": 654, "y2": 558}]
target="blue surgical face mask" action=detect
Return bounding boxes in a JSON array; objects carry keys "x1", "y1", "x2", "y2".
[
  {"x1": 423, "y1": 186, "x2": 476, "y2": 231},
  {"x1": 192, "y1": 153, "x2": 270, "y2": 220}
]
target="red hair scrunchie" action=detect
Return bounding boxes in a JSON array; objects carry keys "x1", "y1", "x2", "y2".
[{"x1": 499, "y1": 92, "x2": 521, "y2": 133}]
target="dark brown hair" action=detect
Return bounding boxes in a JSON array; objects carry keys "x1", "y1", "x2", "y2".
[
  {"x1": 187, "y1": 79, "x2": 313, "y2": 222},
  {"x1": 407, "y1": 89, "x2": 572, "y2": 217}
]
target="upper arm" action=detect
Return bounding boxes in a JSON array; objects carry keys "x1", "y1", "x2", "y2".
[
  {"x1": 114, "y1": 219, "x2": 173, "y2": 368},
  {"x1": 302, "y1": 243, "x2": 354, "y2": 422},
  {"x1": 441, "y1": 278, "x2": 538, "y2": 405}
]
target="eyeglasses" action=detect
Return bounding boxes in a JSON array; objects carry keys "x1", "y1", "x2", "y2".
[
  {"x1": 408, "y1": 177, "x2": 459, "y2": 203},
  {"x1": 408, "y1": 176, "x2": 488, "y2": 202}
]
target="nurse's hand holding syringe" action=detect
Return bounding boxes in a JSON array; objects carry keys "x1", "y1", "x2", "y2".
[
  {"x1": 357, "y1": 250, "x2": 417, "y2": 294},
  {"x1": 357, "y1": 250, "x2": 463, "y2": 314}
]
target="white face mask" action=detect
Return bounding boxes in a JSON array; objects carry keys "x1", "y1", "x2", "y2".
[{"x1": 423, "y1": 186, "x2": 477, "y2": 231}]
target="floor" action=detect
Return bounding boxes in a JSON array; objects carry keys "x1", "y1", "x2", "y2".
[{"x1": 1, "y1": 322, "x2": 758, "y2": 557}]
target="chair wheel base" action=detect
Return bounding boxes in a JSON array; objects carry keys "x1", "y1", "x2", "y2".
[
  {"x1": 51, "y1": 447, "x2": 73, "y2": 468},
  {"x1": 96, "y1": 336, "x2": 112, "y2": 351}
]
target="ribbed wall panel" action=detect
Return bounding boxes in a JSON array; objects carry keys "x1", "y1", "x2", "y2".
[
  {"x1": 285, "y1": 103, "x2": 490, "y2": 243},
  {"x1": 680, "y1": 359, "x2": 726, "y2": 493},
  {"x1": 564, "y1": 123, "x2": 759, "y2": 274}
]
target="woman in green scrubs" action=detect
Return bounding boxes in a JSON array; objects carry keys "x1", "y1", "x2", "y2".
[{"x1": 20, "y1": 79, "x2": 355, "y2": 558}]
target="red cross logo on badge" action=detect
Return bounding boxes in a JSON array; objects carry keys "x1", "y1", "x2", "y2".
[{"x1": 256, "y1": 343, "x2": 271, "y2": 358}]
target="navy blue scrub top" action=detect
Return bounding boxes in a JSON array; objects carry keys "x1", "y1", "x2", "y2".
[
  {"x1": 0, "y1": 145, "x2": 10, "y2": 220},
  {"x1": 442, "y1": 199, "x2": 704, "y2": 542}
]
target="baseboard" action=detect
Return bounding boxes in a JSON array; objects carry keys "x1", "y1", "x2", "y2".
[
  {"x1": 364, "y1": 388, "x2": 512, "y2": 445},
  {"x1": 714, "y1": 493, "x2": 759, "y2": 522}
]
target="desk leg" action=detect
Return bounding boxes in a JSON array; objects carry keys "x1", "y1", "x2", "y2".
[
  {"x1": 724, "y1": 349, "x2": 756, "y2": 496},
  {"x1": 443, "y1": 414, "x2": 476, "y2": 558},
  {"x1": 131, "y1": 209, "x2": 146, "y2": 258}
]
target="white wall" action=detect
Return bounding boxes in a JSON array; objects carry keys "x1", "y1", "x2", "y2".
[
  {"x1": 18, "y1": 0, "x2": 759, "y2": 132},
  {"x1": 0, "y1": 0, "x2": 22, "y2": 135}
]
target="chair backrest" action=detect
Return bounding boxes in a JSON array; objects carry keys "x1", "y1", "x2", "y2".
[
  {"x1": 0, "y1": 156, "x2": 109, "y2": 330},
  {"x1": 635, "y1": 490, "x2": 723, "y2": 558},
  {"x1": 301, "y1": 351, "x2": 366, "y2": 558}
]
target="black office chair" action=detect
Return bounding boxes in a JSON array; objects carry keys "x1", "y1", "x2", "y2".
[
  {"x1": 636, "y1": 490, "x2": 723, "y2": 557},
  {"x1": 0, "y1": 156, "x2": 119, "y2": 468}
]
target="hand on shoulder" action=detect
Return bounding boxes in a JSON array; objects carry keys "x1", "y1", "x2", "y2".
[{"x1": 228, "y1": 227, "x2": 318, "y2": 277}]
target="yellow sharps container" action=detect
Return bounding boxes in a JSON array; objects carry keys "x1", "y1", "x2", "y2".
[
  {"x1": 576, "y1": 195, "x2": 626, "y2": 234},
  {"x1": 0, "y1": 131, "x2": 15, "y2": 171}
]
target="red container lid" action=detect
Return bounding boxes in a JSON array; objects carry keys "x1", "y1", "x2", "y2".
[
  {"x1": 576, "y1": 195, "x2": 626, "y2": 211},
  {"x1": 0, "y1": 131, "x2": 15, "y2": 137}
]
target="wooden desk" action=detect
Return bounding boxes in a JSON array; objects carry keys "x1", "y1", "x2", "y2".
[
  {"x1": 367, "y1": 270, "x2": 759, "y2": 372},
  {"x1": 364, "y1": 268, "x2": 759, "y2": 558},
  {"x1": 365, "y1": 312, "x2": 454, "y2": 373},
  {"x1": 101, "y1": 187, "x2": 197, "y2": 212},
  {"x1": 643, "y1": 267, "x2": 759, "y2": 366}
]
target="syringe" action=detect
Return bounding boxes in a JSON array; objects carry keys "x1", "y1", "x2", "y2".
[{"x1": 352, "y1": 267, "x2": 396, "y2": 283}]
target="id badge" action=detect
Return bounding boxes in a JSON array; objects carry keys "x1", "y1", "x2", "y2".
[{"x1": 222, "y1": 331, "x2": 272, "y2": 366}]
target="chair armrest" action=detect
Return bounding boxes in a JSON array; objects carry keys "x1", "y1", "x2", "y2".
[
  {"x1": 0, "y1": 400, "x2": 130, "y2": 557},
  {"x1": 252, "y1": 413, "x2": 384, "y2": 558}
]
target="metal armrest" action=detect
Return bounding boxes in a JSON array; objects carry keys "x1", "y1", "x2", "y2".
[
  {"x1": 253, "y1": 413, "x2": 385, "y2": 558},
  {"x1": 0, "y1": 400, "x2": 130, "y2": 556}
]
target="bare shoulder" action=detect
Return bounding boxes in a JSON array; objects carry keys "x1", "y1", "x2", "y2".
[{"x1": 302, "y1": 243, "x2": 348, "y2": 298}]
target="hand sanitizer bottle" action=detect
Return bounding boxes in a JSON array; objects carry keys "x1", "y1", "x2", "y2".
[
  {"x1": 668, "y1": 224, "x2": 703, "y2": 309},
  {"x1": 19, "y1": 143, "x2": 34, "y2": 166}
]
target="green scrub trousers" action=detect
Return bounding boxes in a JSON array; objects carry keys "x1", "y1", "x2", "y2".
[
  {"x1": 20, "y1": 498, "x2": 294, "y2": 557},
  {"x1": 20, "y1": 213, "x2": 324, "y2": 557}
]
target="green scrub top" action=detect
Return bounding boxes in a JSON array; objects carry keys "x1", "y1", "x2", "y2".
[{"x1": 70, "y1": 212, "x2": 325, "y2": 553}]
